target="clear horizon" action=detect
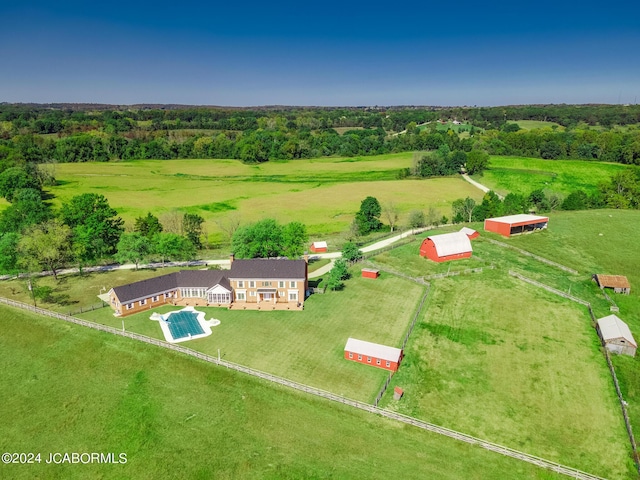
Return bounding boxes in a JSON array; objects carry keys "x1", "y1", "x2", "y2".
[{"x1": 2, "y1": 1, "x2": 639, "y2": 106}]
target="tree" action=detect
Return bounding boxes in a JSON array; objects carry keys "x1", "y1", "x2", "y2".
[
  {"x1": 231, "y1": 219, "x2": 308, "y2": 259},
  {"x1": 408, "y1": 209, "x2": 426, "y2": 228},
  {"x1": 355, "y1": 196, "x2": 382, "y2": 235},
  {"x1": 134, "y1": 212, "x2": 163, "y2": 238},
  {"x1": 0, "y1": 188, "x2": 52, "y2": 233},
  {"x1": 183, "y1": 213, "x2": 205, "y2": 249},
  {"x1": 152, "y1": 232, "x2": 197, "y2": 266},
  {"x1": 60, "y1": 193, "x2": 124, "y2": 261},
  {"x1": 326, "y1": 258, "x2": 350, "y2": 291},
  {"x1": 216, "y1": 213, "x2": 241, "y2": 244},
  {"x1": 451, "y1": 197, "x2": 477, "y2": 223},
  {"x1": 382, "y1": 201, "x2": 399, "y2": 232},
  {"x1": 561, "y1": 190, "x2": 588, "y2": 210},
  {"x1": 0, "y1": 166, "x2": 41, "y2": 202},
  {"x1": 115, "y1": 232, "x2": 151, "y2": 270},
  {"x1": 341, "y1": 242, "x2": 362, "y2": 262},
  {"x1": 281, "y1": 222, "x2": 308, "y2": 258},
  {"x1": 0, "y1": 232, "x2": 20, "y2": 275},
  {"x1": 17, "y1": 220, "x2": 72, "y2": 280},
  {"x1": 466, "y1": 150, "x2": 490, "y2": 175},
  {"x1": 501, "y1": 193, "x2": 529, "y2": 215}
]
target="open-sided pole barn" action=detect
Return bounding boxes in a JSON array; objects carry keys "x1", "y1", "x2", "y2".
[{"x1": 484, "y1": 214, "x2": 548, "y2": 238}]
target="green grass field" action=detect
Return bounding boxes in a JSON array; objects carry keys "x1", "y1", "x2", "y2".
[
  {"x1": 508, "y1": 120, "x2": 565, "y2": 131},
  {"x1": 78, "y1": 270, "x2": 425, "y2": 402},
  {"x1": 0, "y1": 305, "x2": 564, "y2": 479},
  {"x1": 44, "y1": 155, "x2": 482, "y2": 243},
  {"x1": 476, "y1": 156, "x2": 630, "y2": 197}
]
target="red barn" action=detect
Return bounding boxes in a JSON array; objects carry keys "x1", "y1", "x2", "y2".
[
  {"x1": 459, "y1": 227, "x2": 479, "y2": 239},
  {"x1": 344, "y1": 338, "x2": 403, "y2": 372},
  {"x1": 310, "y1": 241, "x2": 328, "y2": 253},
  {"x1": 420, "y1": 231, "x2": 472, "y2": 262},
  {"x1": 484, "y1": 214, "x2": 548, "y2": 238},
  {"x1": 361, "y1": 268, "x2": 380, "y2": 279}
]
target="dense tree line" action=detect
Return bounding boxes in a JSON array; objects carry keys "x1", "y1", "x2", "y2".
[{"x1": 2, "y1": 104, "x2": 640, "y2": 167}]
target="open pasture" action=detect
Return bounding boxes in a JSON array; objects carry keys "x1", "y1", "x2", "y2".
[
  {"x1": 46, "y1": 155, "x2": 482, "y2": 242},
  {"x1": 0, "y1": 305, "x2": 562, "y2": 480},
  {"x1": 476, "y1": 156, "x2": 630, "y2": 196},
  {"x1": 380, "y1": 271, "x2": 633, "y2": 479},
  {"x1": 79, "y1": 270, "x2": 425, "y2": 402},
  {"x1": 508, "y1": 120, "x2": 565, "y2": 130}
]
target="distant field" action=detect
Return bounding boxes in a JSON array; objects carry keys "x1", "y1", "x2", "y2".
[
  {"x1": 476, "y1": 156, "x2": 630, "y2": 196},
  {"x1": 508, "y1": 120, "x2": 564, "y2": 130},
  {"x1": 0, "y1": 305, "x2": 561, "y2": 479},
  {"x1": 44, "y1": 155, "x2": 482, "y2": 242}
]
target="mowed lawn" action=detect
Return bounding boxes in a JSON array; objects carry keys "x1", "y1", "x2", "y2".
[
  {"x1": 380, "y1": 272, "x2": 634, "y2": 479},
  {"x1": 44, "y1": 155, "x2": 482, "y2": 240},
  {"x1": 476, "y1": 156, "x2": 630, "y2": 196},
  {"x1": 79, "y1": 271, "x2": 425, "y2": 402},
  {"x1": 0, "y1": 306, "x2": 565, "y2": 480}
]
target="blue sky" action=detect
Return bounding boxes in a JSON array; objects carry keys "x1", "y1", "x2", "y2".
[{"x1": 1, "y1": 1, "x2": 639, "y2": 106}]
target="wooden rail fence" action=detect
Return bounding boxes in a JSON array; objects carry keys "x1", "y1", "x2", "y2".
[
  {"x1": 488, "y1": 239, "x2": 579, "y2": 274},
  {"x1": 0, "y1": 296, "x2": 614, "y2": 479}
]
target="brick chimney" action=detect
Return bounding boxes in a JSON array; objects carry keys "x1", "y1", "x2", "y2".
[{"x1": 229, "y1": 253, "x2": 235, "y2": 265}]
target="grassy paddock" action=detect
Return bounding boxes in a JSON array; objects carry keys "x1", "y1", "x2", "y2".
[
  {"x1": 79, "y1": 270, "x2": 425, "y2": 402},
  {"x1": 476, "y1": 156, "x2": 630, "y2": 196},
  {"x1": 41, "y1": 155, "x2": 482, "y2": 242},
  {"x1": 509, "y1": 120, "x2": 564, "y2": 130},
  {"x1": 380, "y1": 272, "x2": 633, "y2": 479},
  {"x1": 0, "y1": 305, "x2": 562, "y2": 479}
]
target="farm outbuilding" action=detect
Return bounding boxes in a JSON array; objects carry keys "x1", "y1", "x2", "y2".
[
  {"x1": 310, "y1": 241, "x2": 328, "y2": 253},
  {"x1": 344, "y1": 338, "x2": 403, "y2": 372},
  {"x1": 420, "y1": 231, "x2": 472, "y2": 262},
  {"x1": 361, "y1": 268, "x2": 380, "y2": 279},
  {"x1": 597, "y1": 314, "x2": 637, "y2": 357},
  {"x1": 459, "y1": 227, "x2": 479, "y2": 239},
  {"x1": 594, "y1": 274, "x2": 631, "y2": 295},
  {"x1": 484, "y1": 214, "x2": 549, "y2": 238}
]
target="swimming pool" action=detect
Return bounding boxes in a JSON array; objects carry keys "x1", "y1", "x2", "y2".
[{"x1": 151, "y1": 307, "x2": 220, "y2": 343}]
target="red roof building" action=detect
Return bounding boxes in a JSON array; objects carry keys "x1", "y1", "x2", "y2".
[
  {"x1": 484, "y1": 214, "x2": 548, "y2": 238},
  {"x1": 420, "y1": 232, "x2": 472, "y2": 262}
]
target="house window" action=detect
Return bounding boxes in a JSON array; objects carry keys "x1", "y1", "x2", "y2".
[
  {"x1": 357, "y1": 355, "x2": 362, "y2": 360},
  {"x1": 263, "y1": 281, "x2": 271, "y2": 287},
  {"x1": 367, "y1": 357, "x2": 371, "y2": 363},
  {"x1": 279, "y1": 291, "x2": 284, "y2": 297},
  {"x1": 279, "y1": 281, "x2": 285, "y2": 288},
  {"x1": 238, "y1": 281, "x2": 244, "y2": 288},
  {"x1": 140, "y1": 299, "x2": 147, "y2": 306},
  {"x1": 250, "y1": 291, "x2": 256, "y2": 297},
  {"x1": 376, "y1": 359, "x2": 381, "y2": 365},
  {"x1": 164, "y1": 292, "x2": 171, "y2": 299},
  {"x1": 386, "y1": 361, "x2": 390, "y2": 367},
  {"x1": 152, "y1": 295, "x2": 159, "y2": 302},
  {"x1": 208, "y1": 293, "x2": 230, "y2": 304},
  {"x1": 236, "y1": 290, "x2": 246, "y2": 301},
  {"x1": 288, "y1": 291, "x2": 298, "y2": 301},
  {"x1": 349, "y1": 352, "x2": 353, "y2": 359},
  {"x1": 290, "y1": 281, "x2": 296, "y2": 288},
  {"x1": 126, "y1": 303, "x2": 134, "y2": 310},
  {"x1": 249, "y1": 281, "x2": 255, "y2": 288}
]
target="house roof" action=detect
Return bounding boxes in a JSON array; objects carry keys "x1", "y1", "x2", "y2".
[
  {"x1": 597, "y1": 315, "x2": 637, "y2": 347},
  {"x1": 229, "y1": 259, "x2": 306, "y2": 279},
  {"x1": 112, "y1": 270, "x2": 229, "y2": 304},
  {"x1": 486, "y1": 214, "x2": 548, "y2": 225},
  {"x1": 427, "y1": 231, "x2": 472, "y2": 257},
  {"x1": 345, "y1": 338, "x2": 402, "y2": 362},
  {"x1": 595, "y1": 275, "x2": 630, "y2": 289},
  {"x1": 312, "y1": 241, "x2": 327, "y2": 248}
]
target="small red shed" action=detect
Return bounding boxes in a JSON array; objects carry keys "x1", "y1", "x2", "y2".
[
  {"x1": 459, "y1": 226, "x2": 479, "y2": 239},
  {"x1": 420, "y1": 231, "x2": 472, "y2": 262},
  {"x1": 484, "y1": 214, "x2": 548, "y2": 238},
  {"x1": 361, "y1": 268, "x2": 380, "y2": 279},
  {"x1": 310, "y1": 241, "x2": 328, "y2": 253},
  {"x1": 344, "y1": 337, "x2": 403, "y2": 372}
]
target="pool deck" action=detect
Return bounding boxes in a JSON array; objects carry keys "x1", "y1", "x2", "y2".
[{"x1": 151, "y1": 306, "x2": 220, "y2": 343}]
